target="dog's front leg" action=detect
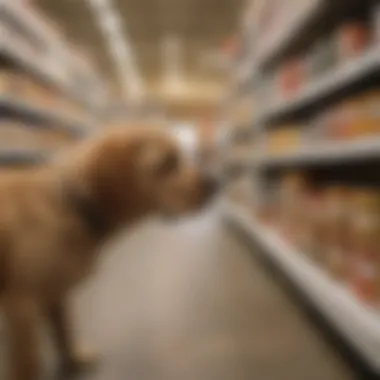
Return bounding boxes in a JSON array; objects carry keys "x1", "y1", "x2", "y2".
[
  {"x1": 3, "y1": 293, "x2": 40, "y2": 380},
  {"x1": 46, "y1": 299, "x2": 97, "y2": 376}
]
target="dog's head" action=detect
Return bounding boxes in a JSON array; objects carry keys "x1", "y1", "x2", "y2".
[
  {"x1": 134, "y1": 130, "x2": 219, "y2": 217},
  {"x1": 68, "y1": 126, "x2": 219, "y2": 224}
]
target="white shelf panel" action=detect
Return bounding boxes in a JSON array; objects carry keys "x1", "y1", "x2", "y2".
[
  {"x1": 1, "y1": 3, "x2": 106, "y2": 110},
  {"x1": 224, "y1": 201, "x2": 380, "y2": 372},
  {"x1": 0, "y1": 96, "x2": 91, "y2": 137},
  {"x1": 3, "y1": 0, "x2": 64, "y2": 50},
  {"x1": 255, "y1": 0, "x2": 323, "y2": 70},
  {"x1": 0, "y1": 148, "x2": 50, "y2": 165},
  {"x1": 258, "y1": 48, "x2": 380, "y2": 125},
  {"x1": 1, "y1": 38, "x2": 101, "y2": 110},
  {"x1": 258, "y1": 136, "x2": 380, "y2": 167},
  {"x1": 1, "y1": 39, "x2": 69, "y2": 89}
]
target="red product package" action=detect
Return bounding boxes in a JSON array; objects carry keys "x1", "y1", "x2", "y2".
[
  {"x1": 351, "y1": 251, "x2": 378, "y2": 305},
  {"x1": 277, "y1": 59, "x2": 304, "y2": 100},
  {"x1": 348, "y1": 190, "x2": 380, "y2": 306},
  {"x1": 337, "y1": 22, "x2": 371, "y2": 60}
]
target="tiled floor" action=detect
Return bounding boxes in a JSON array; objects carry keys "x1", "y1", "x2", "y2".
[{"x1": 1, "y1": 208, "x2": 355, "y2": 380}]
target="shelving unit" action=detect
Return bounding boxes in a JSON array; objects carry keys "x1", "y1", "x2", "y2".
[
  {"x1": 1, "y1": 34, "x2": 66, "y2": 93},
  {"x1": 1, "y1": 36, "x2": 104, "y2": 112},
  {"x1": 224, "y1": 201, "x2": 380, "y2": 372},
  {"x1": 257, "y1": 47, "x2": 380, "y2": 126},
  {"x1": 224, "y1": 0, "x2": 380, "y2": 375},
  {"x1": 3, "y1": 1, "x2": 63, "y2": 48},
  {"x1": 253, "y1": 0, "x2": 324, "y2": 73},
  {"x1": 0, "y1": 96, "x2": 91, "y2": 136},
  {"x1": 258, "y1": 136, "x2": 380, "y2": 168},
  {"x1": 0, "y1": 148, "x2": 50, "y2": 165},
  {"x1": 0, "y1": 0, "x2": 107, "y2": 165}
]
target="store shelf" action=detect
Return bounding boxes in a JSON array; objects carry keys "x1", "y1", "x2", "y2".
[
  {"x1": 1, "y1": 37, "x2": 103, "y2": 111},
  {"x1": 3, "y1": 0, "x2": 63, "y2": 50},
  {"x1": 1, "y1": 39, "x2": 67, "y2": 87},
  {"x1": 0, "y1": 96, "x2": 90, "y2": 137},
  {"x1": 0, "y1": 148, "x2": 50, "y2": 165},
  {"x1": 258, "y1": 48, "x2": 380, "y2": 126},
  {"x1": 224, "y1": 200, "x2": 380, "y2": 372},
  {"x1": 258, "y1": 136, "x2": 380, "y2": 168},
  {"x1": 226, "y1": 147, "x2": 256, "y2": 166},
  {"x1": 1, "y1": 4, "x2": 106, "y2": 110},
  {"x1": 254, "y1": 0, "x2": 324, "y2": 72}
]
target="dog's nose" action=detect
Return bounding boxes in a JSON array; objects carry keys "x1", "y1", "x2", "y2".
[{"x1": 202, "y1": 174, "x2": 221, "y2": 196}]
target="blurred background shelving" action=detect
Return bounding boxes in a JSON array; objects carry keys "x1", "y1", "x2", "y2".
[
  {"x1": 0, "y1": 0, "x2": 108, "y2": 166},
  {"x1": 2, "y1": 0, "x2": 380, "y2": 376},
  {"x1": 0, "y1": 0, "x2": 246, "y2": 167},
  {"x1": 223, "y1": 0, "x2": 380, "y2": 376}
]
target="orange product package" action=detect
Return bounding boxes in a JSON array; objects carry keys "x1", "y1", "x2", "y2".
[
  {"x1": 278, "y1": 172, "x2": 309, "y2": 243},
  {"x1": 337, "y1": 22, "x2": 371, "y2": 60},
  {"x1": 349, "y1": 189, "x2": 380, "y2": 306},
  {"x1": 324, "y1": 186, "x2": 352, "y2": 281}
]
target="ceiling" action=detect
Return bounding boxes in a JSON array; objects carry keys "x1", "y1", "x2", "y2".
[{"x1": 36, "y1": 0, "x2": 244, "y2": 120}]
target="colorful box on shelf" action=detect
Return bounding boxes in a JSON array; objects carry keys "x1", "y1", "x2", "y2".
[
  {"x1": 2, "y1": 3, "x2": 106, "y2": 111},
  {"x1": 224, "y1": 201, "x2": 380, "y2": 372},
  {"x1": 0, "y1": 95, "x2": 91, "y2": 137},
  {"x1": 257, "y1": 47, "x2": 380, "y2": 126},
  {"x1": 265, "y1": 125, "x2": 303, "y2": 155}
]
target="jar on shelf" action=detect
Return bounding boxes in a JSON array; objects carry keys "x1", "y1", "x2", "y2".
[
  {"x1": 257, "y1": 184, "x2": 278, "y2": 225},
  {"x1": 324, "y1": 186, "x2": 352, "y2": 281},
  {"x1": 336, "y1": 22, "x2": 371, "y2": 61},
  {"x1": 278, "y1": 172, "x2": 309, "y2": 243},
  {"x1": 349, "y1": 189, "x2": 380, "y2": 306},
  {"x1": 374, "y1": 4, "x2": 380, "y2": 45},
  {"x1": 276, "y1": 58, "x2": 305, "y2": 100},
  {"x1": 307, "y1": 38, "x2": 336, "y2": 81},
  {"x1": 298, "y1": 189, "x2": 323, "y2": 259}
]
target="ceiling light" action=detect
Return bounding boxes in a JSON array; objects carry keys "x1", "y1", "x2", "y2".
[{"x1": 86, "y1": 0, "x2": 144, "y2": 101}]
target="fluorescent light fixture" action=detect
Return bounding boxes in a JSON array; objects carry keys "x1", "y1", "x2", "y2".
[
  {"x1": 87, "y1": 0, "x2": 144, "y2": 100},
  {"x1": 88, "y1": 0, "x2": 108, "y2": 12}
]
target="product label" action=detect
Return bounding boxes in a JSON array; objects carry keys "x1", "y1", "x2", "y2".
[
  {"x1": 357, "y1": 259, "x2": 376, "y2": 279},
  {"x1": 352, "y1": 253, "x2": 377, "y2": 303},
  {"x1": 330, "y1": 248, "x2": 342, "y2": 265},
  {"x1": 354, "y1": 214, "x2": 379, "y2": 231}
]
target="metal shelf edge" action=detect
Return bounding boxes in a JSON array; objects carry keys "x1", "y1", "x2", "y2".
[
  {"x1": 0, "y1": 96, "x2": 91, "y2": 137},
  {"x1": 223, "y1": 200, "x2": 380, "y2": 372},
  {"x1": 257, "y1": 48, "x2": 380, "y2": 125}
]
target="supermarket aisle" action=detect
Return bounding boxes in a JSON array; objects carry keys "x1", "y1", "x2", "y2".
[
  {"x1": 0, "y1": 209, "x2": 354, "y2": 380},
  {"x1": 68, "y1": 207, "x2": 354, "y2": 380}
]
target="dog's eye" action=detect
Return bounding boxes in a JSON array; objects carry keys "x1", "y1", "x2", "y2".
[{"x1": 157, "y1": 153, "x2": 179, "y2": 176}]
